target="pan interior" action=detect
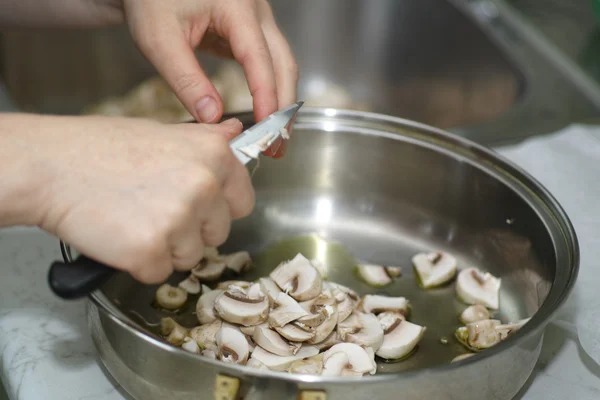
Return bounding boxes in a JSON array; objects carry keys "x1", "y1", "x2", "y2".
[{"x1": 99, "y1": 120, "x2": 556, "y2": 374}]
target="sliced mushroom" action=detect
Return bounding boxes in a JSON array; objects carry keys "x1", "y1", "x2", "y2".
[
  {"x1": 201, "y1": 349, "x2": 217, "y2": 359},
  {"x1": 160, "y1": 317, "x2": 188, "y2": 345},
  {"x1": 239, "y1": 323, "x2": 268, "y2": 337},
  {"x1": 375, "y1": 319, "x2": 426, "y2": 361},
  {"x1": 155, "y1": 284, "x2": 188, "y2": 310},
  {"x1": 456, "y1": 268, "x2": 501, "y2": 310},
  {"x1": 192, "y1": 259, "x2": 227, "y2": 281},
  {"x1": 268, "y1": 292, "x2": 308, "y2": 328},
  {"x1": 377, "y1": 311, "x2": 407, "y2": 331},
  {"x1": 310, "y1": 258, "x2": 328, "y2": 279},
  {"x1": 247, "y1": 283, "x2": 264, "y2": 300},
  {"x1": 249, "y1": 345, "x2": 320, "y2": 371},
  {"x1": 455, "y1": 319, "x2": 502, "y2": 351},
  {"x1": 412, "y1": 251, "x2": 457, "y2": 289},
  {"x1": 298, "y1": 293, "x2": 336, "y2": 327},
  {"x1": 203, "y1": 246, "x2": 219, "y2": 260},
  {"x1": 326, "y1": 282, "x2": 360, "y2": 303},
  {"x1": 323, "y1": 343, "x2": 376, "y2": 375},
  {"x1": 181, "y1": 337, "x2": 200, "y2": 353},
  {"x1": 496, "y1": 318, "x2": 530, "y2": 340},
  {"x1": 321, "y1": 351, "x2": 349, "y2": 376},
  {"x1": 216, "y1": 280, "x2": 252, "y2": 291},
  {"x1": 201, "y1": 284, "x2": 212, "y2": 294},
  {"x1": 307, "y1": 304, "x2": 338, "y2": 345},
  {"x1": 270, "y1": 253, "x2": 323, "y2": 301},
  {"x1": 246, "y1": 334, "x2": 256, "y2": 353},
  {"x1": 196, "y1": 289, "x2": 225, "y2": 324},
  {"x1": 178, "y1": 275, "x2": 201, "y2": 295},
  {"x1": 275, "y1": 322, "x2": 315, "y2": 342},
  {"x1": 385, "y1": 266, "x2": 402, "y2": 278},
  {"x1": 216, "y1": 323, "x2": 249, "y2": 364},
  {"x1": 288, "y1": 353, "x2": 324, "y2": 375},
  {"x1": 246, "y1": 358, "x2": 269, "y2": 370},
  {"x1": 355, "y1": 264, "x2": 393, "y2": 287},
  {"x1": 222, "y1": 251, "x2": 252, "y2": 273},
  {"x1": 337, "y1": 312, "x2": 384, "y2": 351},
  {"x1": 189, "y1": 319, "x2": 222, "y2": 352},
  {"x1": 258, "y1": 277, "x2": 282, "y2": 305},
  {"x1": 460, "y1": 305, "x2": 491, "y2": 324},
  {"x1": 360, "y1": 294, "x2": 410, "y2": 316},
  {"x1": 313, "y1": 331, "x2": 342, "y2": 351},
  {"x1": 253, "y1": 326, "x2": 300, "y2": 356},
  {"x1": 214, "y1": 289, "x2": 269, "y2": 326},
  {"x1": 452, "y1": 353, "x2": 475, "y2": 363}
]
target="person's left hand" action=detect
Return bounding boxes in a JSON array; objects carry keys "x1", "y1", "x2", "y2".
[{"x1": 121, "y1": 0, "x2": 298, "y2": 157}]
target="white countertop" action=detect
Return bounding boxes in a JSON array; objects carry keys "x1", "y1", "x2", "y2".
[{"x1": 1, "y1": 125, "x2": 600, "y2": 400}]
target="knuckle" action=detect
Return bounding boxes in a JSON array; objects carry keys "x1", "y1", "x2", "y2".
[{"x1": 172, "y1": 73, "x2": 205, "y2": 95}]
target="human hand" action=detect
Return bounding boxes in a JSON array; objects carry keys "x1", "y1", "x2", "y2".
[
  {"x1": 34, "y1": 115, "x2": 254, "y2": 284},
  {"x1": 122, "y1": 0, "x2": 298, "y2": 157}
]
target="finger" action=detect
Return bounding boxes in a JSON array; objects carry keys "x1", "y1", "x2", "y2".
[
  {"x1": 223, "y1": 160, "x2": 255, "y2": 220},
  {"x1": 225, "y1": 12, "x2": 278, "y2": 122},
  {"x1": 134, "y1": 16, "x2": 224, "y2": 123},
  {"x1": 170, "y1": 226, "x2": 205, "y2": 272},
  {"x1": 179, "y1": 118, "x2": 243, "y2": 141},
  {"x1": 202, "y1": 193, "x2": 232, "y2": 247}
]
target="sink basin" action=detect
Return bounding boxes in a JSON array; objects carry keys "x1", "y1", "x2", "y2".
[{"x1": 0, "y1": 0, "x2": 597, "y2": 145}]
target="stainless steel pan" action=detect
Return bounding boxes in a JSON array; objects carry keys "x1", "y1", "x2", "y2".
[{"x1": 62, "y1": 108, "x2": 578, "y2": 399}]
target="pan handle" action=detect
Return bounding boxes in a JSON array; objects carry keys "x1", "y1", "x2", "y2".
[{"x1": 48, "y1": 256, "x2": 117, "y2": 300}]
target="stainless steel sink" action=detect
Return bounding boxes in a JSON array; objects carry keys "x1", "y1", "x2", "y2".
[{"x1": 0, "y1": 0, "x2": 597, "y2": 145}]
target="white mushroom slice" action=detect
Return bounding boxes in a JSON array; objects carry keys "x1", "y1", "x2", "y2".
[
  {"x1": 412, "y1": 252, "x2": 457, "y2": 289},
  {"x1": 455, "y1": 319, "x2": 502, "y2": 351},
  {"x1": 160, "y1": 318, "x2": 188, "y2": 346},
  {"x1": 337, "y1": 312, "x2": 384, "y2": 351},
  {"x1": 360, "y1": 295, "x2": 410, "y2": 316},
  {"x1": 313, "y1": 331, "x2": 341, "y2": 351},
  {"x1": 181, "y1": 337, "x2": 200, "y2": 353},
  {"x1": 216, "y1": 323, "x2": 249, "y2": 364},
  {"x1": 201, "y1": 284, "x2": 212, "y2": 294},
  {"x1": 214, "y1": 290, "x2": 269, "y2": 326},
  {"x1": 377, "y1": 311, "x2": 406, "y2": 332},
  {"x1": 268, "y1": 292, "x2": 308, "y2": 328},
  {"x1": 326, "y1": 282, "x2": 360, "y2": 303},
  {"x1": 298, "y1": 293, "x2": 335, "y2": 327},
  {"x1": 196, "y1": 289, "x2": 225, "y2": 324},
  {"x1": 203, "y1": 246, "x2": 219, "y2": 260},
  {"x1": 222, "y1": 251, "x2": 252, "y2": 273},
  {"x1": 247, "y1": 358, "x2": 269, "y2": 370},
  {"x1": 192, "y1": 259, "x2": 227, "y2": 281},
  {"x1": 246, "y1": 334, "x2": 256, "y2": 353},
  {"x1": 275, "y1": 322, "x2": 315, "y2": 342},
  {"x1": 155, "y1": 284, "x2": 188, "y2": 310},
  {"x1": 460, "y1": 305, "x2": 491, "y2": 324},
  {"x1": 323, "y1": 343, "x2": 376, "y2": 375},
  {"x1": 307, "y1": 304, "x2": 339, "y2": 344},
  {"x1": 452, "y1": 353, "x2": 475, "y2": 363},
  {"x1": 321, "y1": 351, "x2": 349, "y2": 376},
  {"x1": 258, "y1": 277, "x2": 282, "y2": 305},
  {"x1": 178, "y1": 275, "x2": 201, "y2": 295},
  {"x1": 201, "y1": 349, "x2": 217, "y2": 359},
  {"x1": 288, "y1": 354, "x2": 323, "y2": 375},
  {"x1": 249, "y1": 345, "x2": 320, "y2": 371},
  {"x1": 253, "y1": 326, "x2": 299, "y2": 356},
  {"x1": 376, "y1": 319, "x2": 426, "y2": 361},
  {"x1": 239, "y1": 323, "x2": 268, "y2": 337},
  {"x1": 310, "y1": 258, "x2": 328, "y2": 279},
  {"x1": 456, "y1": 268, "x2": 501, "y2": 310},
  {"x1": 216, "y1": 280, "x2": 252, "y2": 291},
  {"x1": 270, "y1": 253, "x2": 323, "y2": 301},
  {"x1": 385, "y1": 266, "x2": 402, "y2": 278},
  {"x1": 355, "y1": 264, "x2": 393, "y2": 287},
  {"x1": 189, "y1": 319, "x2": 222, "y2": 352},
  {"x1": 247, "y1": 283, "x2": 264, "y2": 300},
  {"x1": 496, "y1": 318, "x2": 530, "y2": 340},
  {"x1": 336, "y1": 294, "x2": 355, "y2": 324}
]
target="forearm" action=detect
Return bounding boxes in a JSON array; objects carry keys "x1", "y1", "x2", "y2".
[
  {"x1": 0, "y1": 113, "x2": 55, "y2": 227},
  {"x1": 0, "y1": 0, "x2": 123, "y2": 29}
]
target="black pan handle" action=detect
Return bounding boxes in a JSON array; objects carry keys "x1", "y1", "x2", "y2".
[{"x1": 48, "y1": 256, "x2": 117, "y2": 300}]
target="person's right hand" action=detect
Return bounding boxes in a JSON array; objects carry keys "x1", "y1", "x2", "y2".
[{"x1": 33, "y1": 115, "x2": 254, "y2": 284}]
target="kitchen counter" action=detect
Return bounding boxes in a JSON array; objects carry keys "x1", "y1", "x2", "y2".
[{"x1": 1, "y1": 124, "x2": 600, "y2": 400}]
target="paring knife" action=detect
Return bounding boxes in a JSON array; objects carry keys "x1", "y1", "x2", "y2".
[{"x1": 47, "y1": 101, "x2": 304, "y2": 300}]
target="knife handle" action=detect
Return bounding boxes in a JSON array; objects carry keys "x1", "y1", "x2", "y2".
[{"x1": 48, "y1": 256, "x2": 117, "y2": 300}]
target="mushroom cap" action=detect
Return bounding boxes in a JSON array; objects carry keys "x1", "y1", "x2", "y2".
[
  {"x1": 214, "y1": 290, "x2": 269, "y2": 326},
  {"x1": 247, "y1": 283, "x2": 265, "y2": 300},
  {"x1": 191, "y1": 259, "x2": 227, "y2": 281},
  {"x1": 275, "y1": 322, "x2": 315, "y2": 342},
  {"x1": 298, "y1": 292, "x2": 336, "y2": 327},
  {"x1": 338, "y1": 312, "x2": 384, "y2": 351},
  {"x1": 412, "y1": 252, "x2": 457, "y2": 288},
  {"x1": 268, "y1": 292, "x2": 308, "y2": 328},
  {"x1": 196, "y1": 289, "x2": 225, "y2": 324},
  {"x1": 189, "y1": 319, "x2": 222, "y2": 352},
  {"x1": 249, "y1": 345, "x2": 319, "y2": 371},
  {"x1": 160, "y1": 318, "x2": 188, "y2": 346},
  {"x1": 456, "y1": 268, "x2": 501, "y2": 310},
  {"x1": 258, "y1": 277, "x2": 282, "y2": 305},
  {"x1": 270, "y1": 253, "x2": 323, "y2": 301},
  {"x1": 323, "y1": 343, "x2": 376, "y2": 375},
  {"x1": 253, "y1": 326, "x2": 298, "y2": 357},
  {"x1": 375, "y1": 319, "x2": 426, "y2": 360},
  {"x1": 459, "y1": 305, "x2": 491, "y2": 324},
  {"x1": 313, "y1": 331, "x2": 342, "y2": 351},
  {"x1": 360, "y1": 295, "x2": 410, "y2": 316},
  {"x1": 216, "y1": 323, "x2": 249, "y2": 364},
  {"x1": 306, "y1": 304, "x2": 338, "y2": 344},
  {"x1": 178, "y1": 275, "x2": 201, "y2": 295},
  {"x1": 466, "y1": 319, "x2": 501, "y2": 349},
  {"x1": 222, "y1": 251, "x2": 252, "y2": 273},
  {"x1": 355, "y1": 264, "x2": 393, "y2": 287},
  {"x1": 288, "y1": 354, "x2": 324, "y2": 375},
  {"x1": 321, "y1": 351, "x2": 349, "y2": 376}
]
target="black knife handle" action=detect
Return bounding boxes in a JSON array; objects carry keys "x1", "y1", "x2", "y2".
[{"x1": 48, "y1": 255, "x2": 117, "y2": 300}]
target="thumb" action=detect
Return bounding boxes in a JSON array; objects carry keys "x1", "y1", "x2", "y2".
[{"x1": 133, "y1": 17, "x2": 224, "y2": 123}]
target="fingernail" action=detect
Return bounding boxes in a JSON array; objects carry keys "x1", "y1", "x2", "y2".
[{"x1": 195, "y1": 96, "x2": 218, "y2": 122}]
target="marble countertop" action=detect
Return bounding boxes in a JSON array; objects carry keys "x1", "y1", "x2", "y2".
[{"x1": 1, "y1": 125, "x2": 600, "y2": 400}]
